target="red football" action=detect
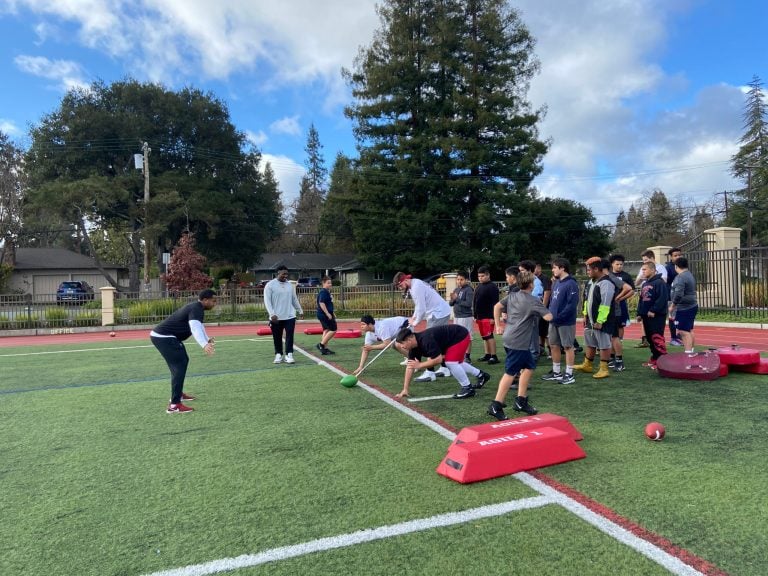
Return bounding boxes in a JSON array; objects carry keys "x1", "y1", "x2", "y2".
[{"x1": 645, "y1": 422, "x2": 665, "y2": 441}]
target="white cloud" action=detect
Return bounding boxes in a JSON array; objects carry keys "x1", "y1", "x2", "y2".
[
  {"x1": 14, "y1": 54, "x2": 89, "y2": 91},
  {"x1": 0, "y1": 119, "x2": 22, "y2": 136},
  {"x1": 269, "y1": 115, "x2": 301, "y2": 137},
  {"x1": 245, "y1": 129, "x2": 268, "y2": 147},
  {"x1": 260, "y1": 153, "x2": 305, "y2": 208}
]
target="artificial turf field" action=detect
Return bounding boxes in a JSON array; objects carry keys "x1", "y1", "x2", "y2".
[{"x1": 1, "y1": 331, "x2": 767, "y2": 575}]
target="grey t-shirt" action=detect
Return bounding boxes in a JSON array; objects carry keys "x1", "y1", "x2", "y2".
[
  {"x1": 500, "y1": 290, "x2": 550, "y2": 350},
  {"x1": 670, "y1": 270, "x2": 697, "y2": 310}
]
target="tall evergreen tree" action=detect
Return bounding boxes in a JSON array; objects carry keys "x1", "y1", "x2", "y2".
[
  {"x1": 728, "y1": 75, "x2": 768, "y2": 245},
  {"x1": 319, "y1": 152, "x2": 358, "y2": 253},
  {"x1": 344, "y1": 0, "x2": 549, "y2": 274}
]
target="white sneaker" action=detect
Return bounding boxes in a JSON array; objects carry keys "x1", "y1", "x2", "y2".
[
  {"x1": 400, "y1": 358, "x2": 408, "y2": 366},
  {"x1": 436, "y1": 366, "x2": 451, "y2": 378},
  {"x1": 415, "y1": 371, "x2": 436, "y2": 382},
  {"x1": 284, "y1": 353, "x2": 295, "y2": 364},
  {"x1": 273, "y1": 354, "x2": 283, "y2": 364}
]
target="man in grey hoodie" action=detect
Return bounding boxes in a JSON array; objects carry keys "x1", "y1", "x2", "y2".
[{"x1": 668, "y1": 257, "x2": 698, "y2": 353}]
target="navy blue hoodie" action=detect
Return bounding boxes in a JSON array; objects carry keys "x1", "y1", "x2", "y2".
[
  {"x1": 637, "y1": 273, "x2": 669, "y2": 317},
  {"x1": 548, "y1": 275, "x2": 580, "y2": 326}
]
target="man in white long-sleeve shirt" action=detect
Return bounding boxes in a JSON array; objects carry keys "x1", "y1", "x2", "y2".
[
  {"x1": 393, "y1": 272, "x2": 452, "y2": 381},
  {"x1": 150, "y1": 289, "x2": 217, "y2": 414},
  {"x1": 265, "y1": 265, "x2": 304, "y2": 364}
]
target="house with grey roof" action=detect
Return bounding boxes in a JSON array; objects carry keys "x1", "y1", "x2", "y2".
[
  {"x1": 249, "y1": 253, "x2": 390, "y2": 286},
  {"x1": 3, "y1": 247, "x2": 127, "y2": 297}
]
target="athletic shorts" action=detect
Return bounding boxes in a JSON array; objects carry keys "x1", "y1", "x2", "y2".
[
  {"x1": 444, "y1": 335, "x2": 471, "y2": 362},
  {"x1": 584, "y1": 327, "x2": 612, "y2": 350},
  {"x1": 453, "y1": 316, "x2": 475, "y2": 337},
  {"x1": 476, "y1": 318, "x2": 494, "y2": 339},
  {"x1": 504, "y1": 349, "x2": 536, "y2": 376},
  {"x1": 427, "y1": 314, "x2": 450, "y2": 328},
  {"x1": 318, "y1": 315, "x2": 337, "y2": 331},
  {"x1": 618, "y1": 301, "x2": 630, "y2": 327},
  {"x1": 673, "y1": 306, "x2": 698, "y2": 332},
  {"x1": 548, "y1": 324, "x2": 576, "y2": 348}
]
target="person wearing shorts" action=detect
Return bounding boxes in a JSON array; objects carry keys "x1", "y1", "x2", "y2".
[
  {"x1": 574, "y1": 258, "x2": 616, "y2": 379},
  {"x1": 669, "y1": 257, "x2": 698, "y2": 353},
  {"x1": 487, "y1": 270, "x2": 552, "y2": 421},
  {"x1": 541, "y1": 258, "x2": 580, "y2": 385},
  {"x1": 394, "y1": 324, "x2": 489, "y2": 400},
  {"x1": 315, "y1": 276, "x2": 337, "y2": 355},
  {"x1": 473, "y1": 265, "x2": 500, "y2": 364}
]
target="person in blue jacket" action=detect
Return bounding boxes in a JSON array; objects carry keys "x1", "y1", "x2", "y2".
[
  {"x1": 541, "y1": 258, "x2": 580, "y2": 385},
  {"x1": 636, "y1": 262, "x2": 669, "y2": 368}
]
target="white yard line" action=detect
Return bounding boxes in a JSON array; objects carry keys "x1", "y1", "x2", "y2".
[
  {"x1": 0, "y1": 338, "x2": 270, "y2": 358},
  {"x1": 407, "y1": 394, "x2": 455, "y2": 402},
  {"x1": 142, "y1": 496, "x2": 552, "y2": 576}
]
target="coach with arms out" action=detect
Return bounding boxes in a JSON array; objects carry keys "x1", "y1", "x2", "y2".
[{"x1": 150, "y1": 289, "x2": 217, "y2": 414}]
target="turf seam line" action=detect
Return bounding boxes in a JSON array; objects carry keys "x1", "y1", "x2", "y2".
[
  {"x1": 141, "y1": 496, "x2": 553, "y2": 576},
  {"x1": 0, "y1": 338, "x2": 268, "y2": 358},
  {"x1": 407, "y1": 394, "x2": 456, "y2": 402}
]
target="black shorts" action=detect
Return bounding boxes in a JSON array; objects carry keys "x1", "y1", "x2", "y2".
[
  {"x1": 538, "y1": 317, "x2": 549, "y2": 339},
  {"x1": 318, "y1": 315, "x2": 337, "y2": 331}
]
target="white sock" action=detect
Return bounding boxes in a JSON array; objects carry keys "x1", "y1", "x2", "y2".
[
  {"x1": 566, "y1": 365, "x2": 573, "y2": 375},
  {"x1": 552, "y1": 362, "x2": 561, "y2": 373},
  {"x1": 446, "y1": 362, "x2": 470, "y2": 387},
  {"x1": 462, "y1": 362, "x2": 480, "y2": 377}
]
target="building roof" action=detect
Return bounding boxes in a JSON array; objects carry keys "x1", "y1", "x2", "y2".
[
  {"x1": 251, "y1": 253, "x2": 360, "y2": 272},
  {"x1": 13, "y1": 248, "x2": 122, "y2": 271}
]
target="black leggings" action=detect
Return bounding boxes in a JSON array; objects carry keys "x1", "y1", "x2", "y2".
[
  {"x1": 151, "y1": 336, "x2": 189, "y2": 403},
  {"x1": 271, "y1": 318, "x2": 297, "y2": 354}
]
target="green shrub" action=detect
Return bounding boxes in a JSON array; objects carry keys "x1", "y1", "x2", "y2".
[
  {"x1": 44, "y1": 307, "x2": 70, "y2": 326},
  {"x1": 73, "y1": 309, "x2": 100, "y2": 327}
]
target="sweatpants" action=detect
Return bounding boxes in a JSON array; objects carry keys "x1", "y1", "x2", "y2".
[
  {"x1": 642, "y1": 315, "x2": 668, "y2": 360},
  {"x1": 151, "y1": 336, "x2": 189, "y2": 404},
  {"x1": 271, "y1": 318, "x2": 297, "y2": 354}
]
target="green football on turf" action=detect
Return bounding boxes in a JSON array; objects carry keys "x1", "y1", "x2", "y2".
[{"x1": 340, "y1": 375, "x2": 358, "y2": 388}]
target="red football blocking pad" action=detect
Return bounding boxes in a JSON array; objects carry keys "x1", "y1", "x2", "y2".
[
  {"x1": 715, "y1": 346, "x2": 760, "y2": 366},
  {"x1": 436, "y1": 426, "x2": 586, "y2": 484},
  {"x1": 719, "y1": 363, "x2": 730, "y2": 377},
  {"x1": 303, "y1": 327, "x2": 324, "y2": 335},
  {"x1": 256, "y1": 327, "x2": 272, "y2": 336},
  {"x1": 335, "y1": 330, "x2": 362, "y2": 338},
  {"x1": 730, "y1": 357, "x2": 768, "y2": 374},
  {"x1": 452, "y1": 413, "x2": 582, "y2": 445}
]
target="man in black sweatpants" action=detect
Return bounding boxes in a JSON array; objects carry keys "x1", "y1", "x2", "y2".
[{"x1": 150, "y1": 289, "x2": 217, "y2": 413}]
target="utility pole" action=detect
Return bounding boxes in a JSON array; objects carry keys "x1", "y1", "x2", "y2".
[{"x1": 142, "y1": 141, "x2": 151, "y2": 292}]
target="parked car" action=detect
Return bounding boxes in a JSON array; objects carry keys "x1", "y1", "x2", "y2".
[
  {"x1": 56, "y1": 281, "x2": 95, "y2": 304},
  {"x1": 253, "y1": 279, "x2": 270, "y2": 291},
  {"x1": 297, "y1": 277, "x2": 322, "y2": 288}
]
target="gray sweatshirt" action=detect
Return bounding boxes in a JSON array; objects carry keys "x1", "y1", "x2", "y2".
[
  {"x1": 670, "y1": 270, "x2": 697, "y2": 310},
  {"x1": 264, "y1": 279, "x2": 303, "y2": 320},
  {"x1": 450, "y1": 284, "x2": 474, "y2": 318}
]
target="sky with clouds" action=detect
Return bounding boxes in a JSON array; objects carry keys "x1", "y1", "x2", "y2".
[{"x1": 0, "y1": 0, "x2": 766, "y2": 224}]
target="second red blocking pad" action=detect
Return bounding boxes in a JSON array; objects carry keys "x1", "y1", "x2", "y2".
[{"x1": 452, "y1": 413, "x2": 583, "y2": 444}]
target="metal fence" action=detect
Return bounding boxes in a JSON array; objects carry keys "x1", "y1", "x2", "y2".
[{"x1": 4, "y1": 256, "x2": 768, "y2": 331}]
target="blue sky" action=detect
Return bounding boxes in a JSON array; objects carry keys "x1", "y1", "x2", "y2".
[{"x1": 1, "y1": 0, "x2": 766, "y2": 225}]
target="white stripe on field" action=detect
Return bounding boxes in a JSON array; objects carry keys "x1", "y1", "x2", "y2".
[
  {"x1": 142, "y1": 496, "x2": 552, "y2": 576},
  {"x1": 407, "y1": 394, "x2": 455, "y2": 402},
  {"x1": 0, "y1": 338, "x2": 270, "y2": 358}
]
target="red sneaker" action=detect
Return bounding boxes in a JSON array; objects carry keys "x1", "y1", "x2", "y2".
[
  {"x1": 167, "y1": 403, "x2": 194, "y2": 414},
  {"x1": 181, "y1": 392, "x2": 196, "y2": 401}
]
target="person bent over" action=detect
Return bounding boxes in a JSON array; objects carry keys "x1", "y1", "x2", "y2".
[{"x1": 394, "y1": 324, "x2": 490, "y2": 400}]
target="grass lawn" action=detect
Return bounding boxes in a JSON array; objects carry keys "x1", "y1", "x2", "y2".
[{"x1": 1, "y1": 332, "x2": 766, "y2": 575}]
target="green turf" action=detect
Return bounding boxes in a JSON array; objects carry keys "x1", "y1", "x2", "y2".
[{"x1": 1, "y1": 334, "x2": 766, "y2": 575}]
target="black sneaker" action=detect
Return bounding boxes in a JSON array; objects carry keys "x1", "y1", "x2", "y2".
[
  {"x1": 321, "y1": 347, "x2": 335, "y2": 355},
  {"x1": 478, "y1": 354, "x2": 491, "y2": 362},
  {"x1": 514, "y1": 396, "x2": 538, "y2": 415},
  {"x1": 316, "y1": 343, "x2": 324, "y2": 353},
  {"x1": 487, "y1": 401, "x2": 508, "y2": 421},
  {"x1": 487, "y1": 356, "x2": 500, "y2": 365},
  {"x1": 541, "y1": 370, "x2": 562, "y2": 381},
  {"x1": 453, "y1": 387, "x2": 476, "y2": 399},
  {"x1": 559, "y1": 373, "x2": 576, "y2": 385},
  {"x1": 612, "y1": 361, "x2": 625, "y2": 372},
  {"x1": 474, "y1": 371, "x2": 491, "y2": 389},
  {"x1": 607, "y1": 359, "x2": 616, "y2": 368}
]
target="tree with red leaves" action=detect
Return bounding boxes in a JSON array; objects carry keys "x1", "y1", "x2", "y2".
[{"x1": 162, "y1": 233, "x2": 213, "y2": 292}]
